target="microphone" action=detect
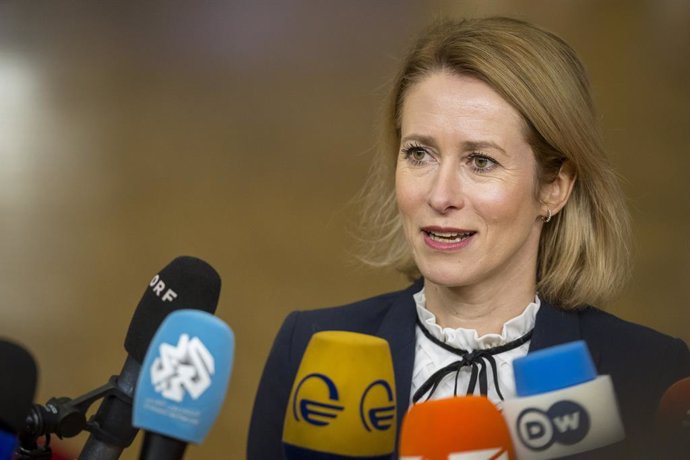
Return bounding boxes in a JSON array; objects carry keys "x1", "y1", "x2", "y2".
[
  {"x1": 502, "y1": 340, "x2": 624, "y2": 459},
  {"x1": 133, "y1": 309, "x2": 234, "y2": 459},
  {"x1": 0, "y1": 339, "x2": 37, "y2": 460},
  {"x1": 399, "y1": 396, "x2": 515, "y2": 460},
  {"x1": 282, "y1": 331, "x2": 397, "y2": 459},
  {"x1": 655, "y1": 377, "x2": 690, "y2": 456},
  {"x1": 78, "y1": 256, "x2": 221, "y2": 460}
]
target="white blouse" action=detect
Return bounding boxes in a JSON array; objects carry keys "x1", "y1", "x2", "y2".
[{"x1": 411, "y1": 288, "x2": 540, "y2": 409}]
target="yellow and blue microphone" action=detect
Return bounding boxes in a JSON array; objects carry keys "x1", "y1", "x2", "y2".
[{"x1": 282, "y1": 331, "x2": 397, "y2": 459}]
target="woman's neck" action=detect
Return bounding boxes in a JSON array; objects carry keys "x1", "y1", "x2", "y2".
[{"x1": 423, "y1": 280, "x2": 536, "y2": 336}]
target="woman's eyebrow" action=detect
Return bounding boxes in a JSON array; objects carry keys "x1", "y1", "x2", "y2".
[
  {"x1": 463, "y1": 140, "x2": 507, "y2": 155},
  {"x1": 400, "y1": 135, "x2": 507, "y2": 155},
  {"x1": 400, "y1": 134, "x2": 437, "y2": 147}
]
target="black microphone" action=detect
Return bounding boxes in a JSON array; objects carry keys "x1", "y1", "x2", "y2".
[
  {"x1": 0, "y1": 339, "x2": 38, "y2": 460},
  {"x1": 77, "y1": 256, "x2": 221, "y2": 460}
]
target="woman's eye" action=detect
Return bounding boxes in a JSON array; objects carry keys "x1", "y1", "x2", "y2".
[
  {"x1": 410, "y1": 149, "x2": 426, "y2": 161},
  {"x1": 474, "y1": 157, "x2": 490, "y2": 168},
  {"x1": 470, "y1": 154, "x2": 497, "y2": 171},
  {"x1": 401, "y1": 145, "x2": 430, "y2": 165}
]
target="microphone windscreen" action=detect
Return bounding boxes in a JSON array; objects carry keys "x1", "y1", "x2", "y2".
[
  {"x1": 0, "y1": 339, "x2": 37, "y2": 433},
  {"x1": 656, "y1": 376, "x2": 690, "y2": 428},
  {"x1": 513, "y1": 340, "x2": 596, "y2": 396},
  {"x1": 655, "y1": 377, "x2": 690, "y2": 454},
  {"x1": 132, "y1": 309, "x2": 234, "y2": 444},
  {"x1": 503, "y1": 341, "x2": 624, "y2": 459},
  {"x1": 399, "y1": 396, "x2": 515, "y2": 460},
  {"x1": 124, "y1": 256, "x2": 221, "y2": 363},
  {"x1": 282, "y1": 331, "x2": 396, "y2": 459}
]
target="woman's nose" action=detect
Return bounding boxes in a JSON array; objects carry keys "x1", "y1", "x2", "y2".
[{"x1": 427, "y1": 163, "x2": 464, "y2": 214}]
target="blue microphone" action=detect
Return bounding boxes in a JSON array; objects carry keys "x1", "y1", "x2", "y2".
[
  {"x1": 502, "y1": 340, "x2": 624, "y2": 459},
  {"x1": 132, "y1": 309, "x2": 234, "y2": 460}
]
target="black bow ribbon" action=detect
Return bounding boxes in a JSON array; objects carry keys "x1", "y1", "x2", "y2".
[{"x1": 412, "y1": 316, "x2": 533, "y2": 403}]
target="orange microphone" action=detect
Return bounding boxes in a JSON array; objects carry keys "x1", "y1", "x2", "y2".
[{"x1": 399, "y1": 396, "x2": 515, "y2": 460}]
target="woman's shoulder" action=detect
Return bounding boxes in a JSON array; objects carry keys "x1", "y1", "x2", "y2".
[
  {"x1": 575, "y1": 304, "x2": 688, "y2": 354},
  {"x1": 567, "y1": 304, "x2": 690, "y2": 398},
  {"x1": 536, "y1": 301, "x2": 689, "y2": 389}
]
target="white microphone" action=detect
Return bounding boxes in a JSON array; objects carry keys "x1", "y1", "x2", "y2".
[{"x1": 502, "y1": 341, "x2": 624, "y2": 459}]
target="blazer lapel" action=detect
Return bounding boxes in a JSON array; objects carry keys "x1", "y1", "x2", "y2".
[
  {"x1": 529, "y1": 301, "x2": 581, "y2": 352},
  {"x1": 530, "y1": 301, "x2": 601, "y2": 367},
  {"x1": 375, "y1": 280, "x2": 420, "y2": 434},
  {"x1": 529, "y1": 300, "x2": 582, "y2": 351}
]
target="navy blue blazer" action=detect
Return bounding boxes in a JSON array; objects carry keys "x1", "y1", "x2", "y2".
[{"x1": 248, "y1": 281, "x2": 690, "y2": 459}]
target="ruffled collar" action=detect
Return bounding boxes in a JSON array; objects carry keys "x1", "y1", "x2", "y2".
[{"x1": 414, "y1": 287, "x2": 540, "y2": 351}]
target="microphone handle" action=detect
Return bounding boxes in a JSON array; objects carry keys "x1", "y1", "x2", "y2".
[
  {"x1": 139, "y1": 432, "x2": 187, "y2": 460},
  {"x1": 78, "y1": 357, "x2": 141, "y2": 460},
  {"x1": 78, "y1": 441, "x2": 123, "y2": 460}
]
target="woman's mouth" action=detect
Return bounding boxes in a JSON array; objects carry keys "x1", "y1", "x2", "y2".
[
  {"x1": 421, "y1": 228, "x2": 476, "y2": 250},
  {"x1": 424, "y1": 230, "x2": 475, "y2": 243}
]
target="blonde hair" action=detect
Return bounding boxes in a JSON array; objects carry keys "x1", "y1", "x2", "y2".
[{"x1": 358, "y1": 17, "x2": 630, "y2": 309}]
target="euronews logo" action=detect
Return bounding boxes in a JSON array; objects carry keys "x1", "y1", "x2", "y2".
[
  {"x1": 517, "y1": 400, "x2": 590, "y2": 451},
  {"x1": 292, "y1": 373, "x2": 394, "y2": 431},
  {"x1": 150, "y1": 333, "x2": 215, "y2": 402}
]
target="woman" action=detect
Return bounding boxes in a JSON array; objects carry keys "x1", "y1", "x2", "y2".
[{"x1": 248, "y1": 17, "x2": 690, "y2": 458}]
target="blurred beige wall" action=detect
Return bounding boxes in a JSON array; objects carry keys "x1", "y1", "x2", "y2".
[{"x1": 1, "y1": 1, "x2": 688, "y2": 458}]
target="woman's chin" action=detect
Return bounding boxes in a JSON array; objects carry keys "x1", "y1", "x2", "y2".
[{"x1": 419, "y1": 267, "x2": 475, "y2": 290}]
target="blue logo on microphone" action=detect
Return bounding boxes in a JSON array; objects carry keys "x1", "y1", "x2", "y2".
[
  {"x1": 517, "y1": 400, "x2": 590, "y2": 451},
  {"x1": 292, "y1": 373, "x2": 344, "y2": 427},
  {"x1": 359, "y1": 379, "x2": 395, "y2": 432},
  {"x1": 132, "y1": 310, "x2": 234, "y2": 445}
]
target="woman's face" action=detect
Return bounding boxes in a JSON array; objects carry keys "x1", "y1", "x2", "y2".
[{"x1": 396, "y1": 71, "x2": 545, "y2": 293}]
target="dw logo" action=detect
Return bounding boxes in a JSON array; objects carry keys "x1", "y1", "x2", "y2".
[
  {"x1": 150, "y1": 333, "x2": 215, "y2": 402},
  {"x1": 292, "y1": 373, "x2": 345, "y2": 426},
  {"x1": 516, "y1": 400, "x2": 590, "y2": 451},
  {"x1": 359, "y1": 379, "x2": 395, "y2": 432}
]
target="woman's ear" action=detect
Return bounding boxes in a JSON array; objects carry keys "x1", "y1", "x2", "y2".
[{"x1": 540, "y1": 161, "x2": 576, "y2": 216}]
